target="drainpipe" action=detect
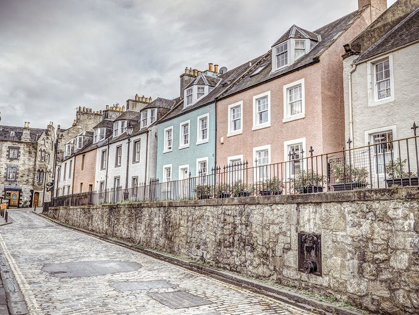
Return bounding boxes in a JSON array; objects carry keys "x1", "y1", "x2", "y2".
[
  {"x1": 348, "y1": 63, "x2": 357, "y2": 147},
  {"x1": 104, "y1": 138, "x2": 110, "y2": 202},
  {"x1": 144, "y1": 130, "x2": 149, "y2": 184}
]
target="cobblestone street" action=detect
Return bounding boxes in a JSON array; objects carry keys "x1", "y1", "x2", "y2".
[{"x1": 0, "y1": 210, "x2": 314, "y2": 315}]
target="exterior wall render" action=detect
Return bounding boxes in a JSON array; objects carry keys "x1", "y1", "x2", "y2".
[
  {"x1": 156, "y1": 103, "x2": 216, "y2": 181},
  {"x1": 344, "y1": 42, "x2": 419, "y2": 147},
  {"x1": 73, "y1": 149, "x2": 97, "y2": 193},
  {"x1": 216, "y1": 66, "x2": 323, "y2": 167}
]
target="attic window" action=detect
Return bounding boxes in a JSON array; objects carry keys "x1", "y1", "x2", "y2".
[
  {"x1": 186, "y1": 88, "x2": 193, "y2": 105},
  {"x1": 251, "y1": 65, "x2": 267, "y2": 77},
  {"x1": 276, "y1": 42, "x2": 288, "y2": 68},
  {"x1": 295, "y1": 40, "x2": 306, "y2": 60},
  {"x1": 197, "y1": 86, "x2": 205, "y2": 99}
]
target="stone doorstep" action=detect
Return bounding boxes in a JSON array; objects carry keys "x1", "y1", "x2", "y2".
[{"x1": 39, "y1": 213, "x2": 363, "y2": 315}]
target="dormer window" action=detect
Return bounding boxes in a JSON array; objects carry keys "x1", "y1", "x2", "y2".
[
  {"x1": 276, "y1": 42, "x2": 288, "y2": 68},
  {"x1": 141, "y1": 111, "x2": 147, "y2": 128},
  {"x1": 77, "y1": 136, "x2": 83, "y2": 149},
  {"x1": 197, "y1": 86, "x2": 205, "y2": 99},
  {"x1": 150, "y1": 109, "x2": 156, "y2": 123},
  {"x1": 294, "y1": 40, "x2": 306, "y2": 60},
  {"x1": 186, "y1": 88, "x2": 193, "y2": 105},
  {"x1": 94, "y1": 128, "x2": 106, "y2": 143},
  {"x1": 120, "y1": 121, "x2": 126, "y2": 134},
  {"x1": 113, "y1": 122, "x2": 119, "y2": 137}
]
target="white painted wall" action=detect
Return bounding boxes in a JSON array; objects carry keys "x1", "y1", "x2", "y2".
[{"x1": 56, "y1": 156, "x2": 74, "y2": 196}]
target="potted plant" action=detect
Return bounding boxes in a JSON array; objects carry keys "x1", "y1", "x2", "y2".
[
  {"x1": 232, "y1": 180, "x2": 253, "y2": 197},
  {"x1": 194, "y1": 184, "x2": 212, "y2": 199},
  {"x1": 293, "y1": 171, "x2": 324, "y2": 194},
  {"x1": 216, "y1": 184, "x2": 231, "y2": 198},
  {"x1": 330, "y1": 160, "x2": 369, "y2": 191},
  {"x1": 260, "y1": 177, "x2": 284, "y2": 195},
  {"x1": 386, "y1": 158, "x2": 418, "y2": 187}
]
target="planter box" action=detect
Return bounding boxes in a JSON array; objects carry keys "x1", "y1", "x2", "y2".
[
  {"x1": 197, "y1": 194, "x2": 211, "y2": 200},
  {"x1": 236, "y1": 191, "x2": 251, "y2": 197},
  {"x1": 386, "y1": 177, "x2": 419, "y2": 187},
  {"x1": 332, "y1": 182, "x2": 367, "y2": 191},
  {"x1": 260, "y1": 190, "x2": 282, "y2": 196},
  {"x1": 301, "y1": 186, "x2": 323, "y2": 194},
  {"x1": 218, "y1": 193, "x2": 231, "y2": 198}
]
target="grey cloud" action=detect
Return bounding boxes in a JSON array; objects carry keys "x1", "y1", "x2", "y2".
[{"x1": 0, "y1": 0, "x2": 396, "y2": 129}]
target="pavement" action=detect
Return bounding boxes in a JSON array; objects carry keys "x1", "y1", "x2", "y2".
[{"x1": 0, "y1": 209, "x2": 316, "y2": 315}]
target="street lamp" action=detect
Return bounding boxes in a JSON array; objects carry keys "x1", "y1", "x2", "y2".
[{"x1": 124, "y1": 122, "x2": 134, "y2": 200}]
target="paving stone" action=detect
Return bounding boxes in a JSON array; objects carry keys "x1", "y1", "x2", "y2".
[
  {"x1": 0, "y1": 210, "x2": 314, "y2": 315},
  {"x1": 111, "y1": 280, "x2": 178, "y2": 291}
]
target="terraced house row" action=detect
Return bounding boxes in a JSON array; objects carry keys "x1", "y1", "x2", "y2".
[{"x1": 50, "y1": 0, "x2": 419, "y2": 205}]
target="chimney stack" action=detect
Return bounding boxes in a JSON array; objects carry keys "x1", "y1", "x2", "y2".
[
  {"x1": 179, "y1": 66, "x2": 198, "y2": 97},
  {"x1": 208, "y1": 63, "x2": 214, "y2": 72},
  {"x1": 214, "y1": 64, "x2": 219, "y2": 73},
  {"x1": 22, "y1": 122, "x2": 31, "y2": 142},
  {"x1": 358, "y1": 0, "x2": 387, "y2": 20}
]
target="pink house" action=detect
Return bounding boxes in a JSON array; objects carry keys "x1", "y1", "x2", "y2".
[{"x1": 216, "y1": 0, "x2": 387, "y2": 177}]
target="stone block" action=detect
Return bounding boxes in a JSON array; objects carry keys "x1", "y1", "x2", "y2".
[
  {"x1": 283, "y1": 250, "x2": 297, "y2": 268},
  {"x1": 370, "y1": 281, "x2": 390, "y2": 297},
  {"x1": 389, "y1": 232, "x2": 415, "y2": 250},
  {"x1": 389, "y1": 251, "x2": 409, "y2": 270},
  {"x1": 346, "y1": 278, "x2": 368, "y2": 296}
]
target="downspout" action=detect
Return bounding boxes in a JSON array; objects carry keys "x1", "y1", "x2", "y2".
[
  {"x1": 214, "y1": 101, "x2": 217, "y2": 169},
  {"x1": 104, "y1": 138, "x2": 110, "y2": 201},
  {"x1": 72, "y1": 156, "x2": 76, "y2": 194},
  {"x1": 144, "y1": 130, "x2": 149, "y2": 184},
  {"x1": 348, "y1": 63, "x2": 357, "y2": 146}
]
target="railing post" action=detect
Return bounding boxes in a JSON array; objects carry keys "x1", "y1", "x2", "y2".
[{"x1": 368, "y1": 142, "x2": 373, "y2": 188}]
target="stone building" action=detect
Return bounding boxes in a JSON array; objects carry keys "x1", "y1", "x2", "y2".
[{"x1": 0, "y1": 121, "x2": 55, "y2": 207}]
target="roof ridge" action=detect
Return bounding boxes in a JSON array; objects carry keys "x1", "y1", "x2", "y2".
[{"x1": 356, "y1": 7, "x2": 419, "y2": 62}]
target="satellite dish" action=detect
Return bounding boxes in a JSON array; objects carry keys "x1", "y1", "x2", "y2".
[{"x1": 219, "y1": 67, "x2": 228, "y2": 74}]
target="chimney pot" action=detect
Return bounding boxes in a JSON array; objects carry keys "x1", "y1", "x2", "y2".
[
  {"x1": 214, "y1": 64, "x2": 219, "y2": 73},
  {"x1": 106, "y1": 105, "x2": 110, "y2": 110},
  {"x1": 209, "y1": 63, "x2": 214, "y2": 72}
]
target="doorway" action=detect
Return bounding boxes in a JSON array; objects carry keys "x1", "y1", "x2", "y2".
[
  {"x1": 33, "y1": 192, "x2": 39, "y2": 207},
  {"x1": 179, "y1": 165, "x2": 189, "y2": 199},
  {"x1": 9, "y1": 191, "x2": 20, "y2": 207}
]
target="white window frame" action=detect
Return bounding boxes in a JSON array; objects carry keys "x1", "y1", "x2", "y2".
[
  {"x1": 294, "y1": 39, "x2": 306, "y2": 60},
  {"x1": 252, "y1": 91, "x2": 271, "y2": 130},
  {"x1": 197, "y1": 86, "x2": 205, "y2": 99},
  {"x1": 283, "y1": 79, "x2": 305, "y2": 123},
  {"x1": 284, "y1": 137, "x2": 306, "y2": 178},
  {"x1": 196, "y1": 113, "x2": 209, "y2": 145},
  {"x1": 364, "y1": 125, "x2": 397, "y2": 176},
  {"x1": 141, "y1": 111, "x2": 148, "y2": 128},
  {"x1": 133, "y1": 139, "x2": 141, "y2": 163},
  {"x1": 367, "y1": 54, "x2": 395, "y2": 107},
  {"x1": 227, "y1": 101, "x2": 243, "y2": 137},
  {"x1": 77, "y1": 136, "x2": 83, "y2": 149},
  {"x1": 253, "y1": 144, "x2": 271, "y2": 182},
  {"x1": 227, "y1": 154, "x2": 244, "y2": 182},
  {"x1": 196, "y1": 157, "x2": 209, "y2": 185},
  {"x1": 274, "y1": 41, "x2": 288, "y2": 70},
  {"x1": 186, "y1": 88, "x2": 193, "y2": 106},
  {"x1": 115, "y1": 145, "x2": 122, "y2": 167},
  {"x1": 113, "y1": 122, "x2": 119, "y2": 137},
  {"x1": 163, "y1": 126, "x2": 173, "y2": 153},
  {"x1": 163, "y1": 164, "x2": 172, "y2": 182},
  {"x1": 100, "y1": 149, "x2": 107, "y2": 170},
  {"x1": 150, "y1": 109, "x2": 156, "y2": 124},
  {"x1": 179, "y1": 120, "x2": 190, "y2": 149},
  {"x1": 178, "y1": 164, "x2": 190, "y2": 180}
]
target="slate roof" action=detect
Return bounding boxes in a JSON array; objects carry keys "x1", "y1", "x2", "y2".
[
  {"x1": 184, "y1": 74, "x2": 221, "y2": 89},
  {"x1": 0, "y1": 125, "x2": 46, "y2": 143},
  {"x1": 355, "y1": 7, "x2": 419, "y2": 63},
  {"x1": 93, "y1": 119, "x2": 113, "y2": 130},
  {"x1": 272, "y1": 24, "x2": 320, "y2": 47},
  {"x1": 143, "y1": 97, "x2": 175, "y2": 110},
  {"x1": 158, "y1": 54, "x2": 263, "y2": 123},
  {"x1": 219, "y1": 10, "x2": 360, "y2": 99},
  {"x1": 113, "y1": 111, "x2": 142, "y2": 122}
]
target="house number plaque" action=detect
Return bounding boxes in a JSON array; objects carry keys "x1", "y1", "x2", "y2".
[{"x1": 298, "y1": 233, "x2": 322, "y2": 276}]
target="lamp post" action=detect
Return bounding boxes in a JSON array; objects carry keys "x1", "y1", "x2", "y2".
[{"x1": 124, "y1": 122, "x2": 133, "y2": 200}]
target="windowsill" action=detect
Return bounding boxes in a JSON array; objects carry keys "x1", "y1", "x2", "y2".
[
  {"x1": 196, "y1": 139, "x2": 209, "y2": 145},
  {"x1": 227, "y1": 131, "x2": 243, "y2": 138},
  {"x1": 368, "y1": 96, "x2": 394, "y2": 107},
  {"x1": 178, "y1": 145, "x2": 190, "y2": 150},
  {"x1": 163, "y1": 149, "x2": 172, "y2": 154},
  {"x1": 132, "y1": 161, "x2": 140, "y2": 164},
  {"x1": 115, "y1": 165, "x2": 121, "y2": 168},
  {"x1": 252, "y1": 123, "x2": 271, "y2": 131},
  {"x1": 271, "y1": 64, "x2": 288, "y2": 73},
  {"x1": 283, "y1": 114, "x2": 305, "y2": 123}
]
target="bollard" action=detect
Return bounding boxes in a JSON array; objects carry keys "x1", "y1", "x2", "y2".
[{"x1": 5, "y1": 211, "x2": 8, "y2": 223}]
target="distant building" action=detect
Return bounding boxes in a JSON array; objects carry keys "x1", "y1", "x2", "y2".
[{"x1": 0, "y1": 121, "x2": 55, "y2": 207}]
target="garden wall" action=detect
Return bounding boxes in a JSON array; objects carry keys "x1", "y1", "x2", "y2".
[{"x1": 46, "y1": 188, "x2": 419, "y2": 314}]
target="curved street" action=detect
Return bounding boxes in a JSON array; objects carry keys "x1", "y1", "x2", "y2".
[{"x1": 0, "y1": 210, "x2": 313, "y2": 315}]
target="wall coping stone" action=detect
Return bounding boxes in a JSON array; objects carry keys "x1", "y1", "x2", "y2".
[{"x1": 50, "y1": 187, "x2": 419, "y2": 210}]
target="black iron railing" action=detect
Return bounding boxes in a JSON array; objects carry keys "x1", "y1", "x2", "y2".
[{"x1": 51, "y1": 125, "x2": 419, "y2": 207}]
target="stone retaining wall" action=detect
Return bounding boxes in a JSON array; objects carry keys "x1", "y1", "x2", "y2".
[{"x1": 46, "y1": 188, "x2": 419, "y2": 314}]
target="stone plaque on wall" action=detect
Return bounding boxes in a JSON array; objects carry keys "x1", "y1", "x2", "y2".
[{"x1": 298, "y1": 233, "x2": 322, "y2": 276}]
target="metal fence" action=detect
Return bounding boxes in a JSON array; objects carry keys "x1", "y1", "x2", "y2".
[{"x1": 51, "y1": 132, "x2": 419, "y2": 207}]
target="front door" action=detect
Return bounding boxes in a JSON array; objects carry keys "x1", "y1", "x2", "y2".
[
  {"x1": 10, "y1": 191, "x2": 19, "y2": 207},
  {"x1": 179, "y1": 167, "x2": 189, "y2": 198},
  {"x1": 33, "y1": 192, "x2": 39, "y2": 207}
]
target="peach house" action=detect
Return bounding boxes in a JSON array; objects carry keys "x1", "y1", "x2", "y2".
[
  {"x1": 216, "y1": 0, "x2": 387, "y2": 177},
  {"x1": 73, "y1": 147, "x2": 97, "y2": 194}
]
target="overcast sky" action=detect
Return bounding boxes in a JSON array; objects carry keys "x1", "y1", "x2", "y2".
[{"x1": 0, "y1": 0, "x2": 396, "y2": 129}]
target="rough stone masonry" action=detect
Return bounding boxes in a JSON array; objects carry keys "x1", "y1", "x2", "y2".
[{"x1": 46, "y1": 187, "x2": 419, "y2": 315}]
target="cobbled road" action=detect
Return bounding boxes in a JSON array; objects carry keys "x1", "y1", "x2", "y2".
[{"x1": 0, "y1": 210, "x2": 314, "y2": 315}]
